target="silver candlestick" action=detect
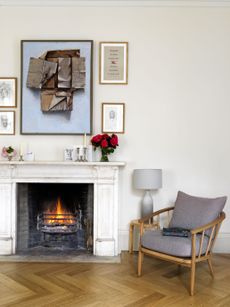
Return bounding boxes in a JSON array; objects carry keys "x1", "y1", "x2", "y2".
[{"x1": 83, "y1": 147, "x2": 88, "y2": 162}]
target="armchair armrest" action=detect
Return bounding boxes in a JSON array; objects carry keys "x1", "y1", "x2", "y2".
[
  {"x1": 190, "y1": 212, "x2": 226, "y2": 235},
  {"x1": 138, "y1": 206, "x2": 174, "y2": 237},
  {"x1": 138, "y1": 206, "x2": 175, "y2": 223},
  {"x1": 190, "y1": 212, "x2": 225, "y2": 259}
]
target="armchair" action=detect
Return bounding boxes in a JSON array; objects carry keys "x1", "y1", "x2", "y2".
[{"x1": 137, "y1": 191, "x2": 227, "y2": 296}]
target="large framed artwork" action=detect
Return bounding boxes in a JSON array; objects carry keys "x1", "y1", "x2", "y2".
[
  {"x1": 99, "y1": 42, "x2": 128, "y2": 84},
  {"x1": 21, "y1": 40, "x2": 93, "y2": 135}
]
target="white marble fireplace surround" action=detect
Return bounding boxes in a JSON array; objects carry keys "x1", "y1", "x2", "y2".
[{"x1": 0, "y1": 161, "x2": 125, "y2": 257}]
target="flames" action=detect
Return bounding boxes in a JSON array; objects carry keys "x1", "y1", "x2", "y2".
[{"x1": 44, "y1": 197, "x2": 75, "y2": 225}]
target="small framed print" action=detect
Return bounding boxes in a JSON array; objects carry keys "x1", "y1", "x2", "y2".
[
  {"x1": 0, "y1": 111, "x2": 15, "y2": 135},
  {"x1": 99, "y1": 42, "x2": 128, "y2": 84},
  {"x1": 102, "y1": 103, "x2": 125, "y2": 133},
  {"x1": 0, "y1": 78, "x2": 17, "y2": 108}
]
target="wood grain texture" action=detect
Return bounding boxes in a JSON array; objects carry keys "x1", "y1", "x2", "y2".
[{"x1": 0, "y1": 252, "x2": 229, "y2": 306}]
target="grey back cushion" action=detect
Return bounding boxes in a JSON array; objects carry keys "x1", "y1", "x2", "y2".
[{"x1": 169, "y1": 191, "x2": 227, "y2": 230}]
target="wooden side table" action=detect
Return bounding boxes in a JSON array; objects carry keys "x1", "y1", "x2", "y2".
[{"x1": 129, "y1": 219, "x2": 159, "y2": 253}]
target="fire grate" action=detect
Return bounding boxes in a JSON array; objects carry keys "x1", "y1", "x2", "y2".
[{"x1": 37, "y1": 213, "x2": 78, "y2": 234}]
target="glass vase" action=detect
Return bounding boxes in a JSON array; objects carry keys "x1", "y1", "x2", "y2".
[
  {"x1": 7, "y1": 155, "x2": 13, "y2": 161},
  {"x1": 100, "y1": 152, "x2": 109, "y2": 162}
]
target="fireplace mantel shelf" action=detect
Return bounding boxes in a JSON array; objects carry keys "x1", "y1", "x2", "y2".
[
  {"x1": 0, "y1": 161, "x2": 125, "y2": 257},
  {"x1": 0, "y1": 161, "x2": 126, "y2": 166}
]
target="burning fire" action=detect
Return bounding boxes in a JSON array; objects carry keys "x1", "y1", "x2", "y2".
[{"x1": 44, "y1": 197, "x2": 75, "y2": 225}]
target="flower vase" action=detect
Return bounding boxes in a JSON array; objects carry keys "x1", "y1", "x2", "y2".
[
  {"x1": 100, "y1": 152, "x2": 109, "y2": 162},
  {"x1": 7, "y1": 155, "x2": 13, "y2": 161}
]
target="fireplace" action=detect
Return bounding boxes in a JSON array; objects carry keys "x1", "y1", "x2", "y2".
[
  {"x1": 0, "y1": 162, "x2": 125, "y2": 257},
  {"x1": 17, "y1": 183, "x2": 93, "y2": 255}
]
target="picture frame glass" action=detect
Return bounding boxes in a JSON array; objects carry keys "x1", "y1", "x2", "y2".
[
  {"x1": 0, "y1": 78, "x2": 16, "y2": 107},
  {"x1": 21, "y1": 40, "x2": 93, "y2": 135},
  {"x1": 0, "y1": 111, "x2": 15, "y2": 135},
  {"x1": 102, "y1": 103, "x2": 124, "y2": 133},
  {"x1": 100, "y1": 42, "x2": 128, "y2": 84}
]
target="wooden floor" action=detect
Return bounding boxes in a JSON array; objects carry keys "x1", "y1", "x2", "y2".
[{"x1": 0, "y1": 252, "x2": 229, "y2": 307}]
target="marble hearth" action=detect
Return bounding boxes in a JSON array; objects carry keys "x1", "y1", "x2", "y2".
[{"x1": 0, "y1": 161, "x2": 125, "y2": 257}]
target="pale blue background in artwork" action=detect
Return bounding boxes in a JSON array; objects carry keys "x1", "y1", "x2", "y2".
[{"x1": 22, "y1": 41, "x2": 92, "y2": 134}]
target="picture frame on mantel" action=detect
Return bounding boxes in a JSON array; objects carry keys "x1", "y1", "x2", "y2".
[
  {"x1": 0, "y1": 110, "x2": 15, "y2": 135},
  {"x1": 21, "y1": 40, "x2": 93, "y2": 135},
  {"x1": 102, "y1": 103, "x2": 125, "y2": 133},
  {"x1": 0, "y1": 78, "x2": 17, "y2": 108},
  {"x1": 99, "y1": 42, "x2": 128, "y2": 84}
]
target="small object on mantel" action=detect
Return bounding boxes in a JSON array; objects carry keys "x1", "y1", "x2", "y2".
[
  {"x1": 83, "y1": 147, "x2": 88, "y2": 162},
  {"x1": 1, "y1": 146, "x2": 17, "y2": 161},
  {"x1": 24, "y1": 152, "x2": 35, "y2": 161},
  {"x1": 64, "y1": 147, "x2": 74, "y2": 161},
  {"x1": 73, "y1": 145, "x2": 83, "y2": 162},
  {"x1": 91, "y1": 133, "x2": 119, "y2": 162},
  {"x1": 83, "y1": 133, "x2": 87, "y2": 147},
  {"x1": 73, "y1": 145, "x2": 92, "y2": 162},
  {"x1": 19, "y1": 143, "x2": 28, "y2": 161},
  {"x1": 19, "y1": 143, "x2": 25, "y2": 157}
]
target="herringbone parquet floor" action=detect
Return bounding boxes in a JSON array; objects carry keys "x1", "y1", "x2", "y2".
[{"x1": 0, "y1": 252, "x2": 229, "y2": 307}]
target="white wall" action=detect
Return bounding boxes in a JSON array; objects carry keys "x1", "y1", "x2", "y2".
[{"x1": 0, "y1": 5, "x2": 230, "y2": 252}]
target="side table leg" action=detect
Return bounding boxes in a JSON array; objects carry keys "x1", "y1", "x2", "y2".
[{"x1": 129, "y1": 223, "x2": 134, "y2": 253}]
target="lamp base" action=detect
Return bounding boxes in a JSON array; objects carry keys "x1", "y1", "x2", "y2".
[{"x1": 141, "y1": 190, "x2": 153, "y2": 217}]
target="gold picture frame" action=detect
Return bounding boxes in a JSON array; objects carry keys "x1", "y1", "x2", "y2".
[
  {"x1": 99, "y1": 42, "x2": 128, "y2": 85},
  {"x1": 0, "y1": 110, "x2": 15, "y2": 135},
  {"x1": 0, "y1": 78, "x2": 17, "y2": 108},
  {"x1": 102, "y1": 103, "x2": 125, "y2": 133}
]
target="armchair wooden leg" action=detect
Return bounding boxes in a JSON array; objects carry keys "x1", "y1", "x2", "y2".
[
  {"x1": 190, "y1": 261, "x2": 196, "y2": 296},
  {"x1": 207, "y1": 258, "x2": 214, "y2": 278},
  {"x1": 138, "y1": 250, "x2": 143, "y2": 276}
]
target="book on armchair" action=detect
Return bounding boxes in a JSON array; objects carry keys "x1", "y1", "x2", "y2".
[{"x1": 162, "y1": 227, "x2": 190, "y2": 237}]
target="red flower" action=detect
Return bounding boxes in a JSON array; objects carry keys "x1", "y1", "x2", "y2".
[
  {"x1": 110, "y1": 134, "x2": 119, "y2": 147},
  {"x1": 102, "y1": 134, "x2": 109, "y2": 139},
  {"x1": 101, "y1": 139, "x2": 108, "y2": 148},
  {"x1": 91, "y1": 134, "x2": 102, "y2": 144}
]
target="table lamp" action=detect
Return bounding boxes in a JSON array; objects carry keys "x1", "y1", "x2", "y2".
[{"x1": 133, "y1": 169, "x2": 162, "y2": 217}]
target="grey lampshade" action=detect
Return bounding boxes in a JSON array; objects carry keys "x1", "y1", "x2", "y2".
[{"x1": 133, "y1": 169, "x2": 162, "y2": 190}]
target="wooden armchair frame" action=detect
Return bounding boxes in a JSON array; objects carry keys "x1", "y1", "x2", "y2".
[{"x1": 137, "y1": 206, "x2": 226, "y2": 296}]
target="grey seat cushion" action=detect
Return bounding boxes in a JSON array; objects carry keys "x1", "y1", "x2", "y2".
[
  {"x1": 169, "y1": 191, "x2": 227, "y2": 230},
  {"x1": 141, "y1": 229, "x2": 209, "y2": 257}
]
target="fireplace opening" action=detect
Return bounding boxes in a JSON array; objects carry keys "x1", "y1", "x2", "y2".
[
  {"x1": 37, "y1": 197, "x2": 78, "y2": 235},
  {"x1": 17, "y1": 183, "x2": 93, "y2": 255}
]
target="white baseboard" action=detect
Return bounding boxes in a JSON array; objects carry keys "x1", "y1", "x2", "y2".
[
  {"x1": 213, "y1": 233, "x2": 230, "y2": 253},
  {"x1": 119, "y1": 230, "x2": 230, "y2": 254},
  {"x1": 118, "y1": 230, "x2": 129, "y2": 253}
]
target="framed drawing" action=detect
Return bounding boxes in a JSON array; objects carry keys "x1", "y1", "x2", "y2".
[
  {"x1": 21, "y1": 40, "x2": 93, "y2": 135},
  {"x1": 0, "y1": 111, "x2": 15, "y2": 135},
  {"x1": 102, "y1": 103, "x2": 125, "y2": 133},
  {"x1": 0, "y1": 78, "x2": 17, "y2": 107},
  {"x1": 99, "y1": 42, "x2": 128, "y2": 84}
]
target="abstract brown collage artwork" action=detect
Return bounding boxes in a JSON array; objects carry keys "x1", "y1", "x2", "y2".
[{"x1": 26, "y1": 49, "x2": 86, "y2": 112}]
